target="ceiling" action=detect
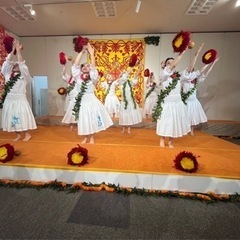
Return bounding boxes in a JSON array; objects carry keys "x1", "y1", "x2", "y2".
[{"x1": 0, "y1": 0, "x2": 239, "y2": 37}]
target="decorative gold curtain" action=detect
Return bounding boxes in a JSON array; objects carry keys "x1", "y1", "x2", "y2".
[{"x1": 89, "y1": 39, "x2": 145, "y2": 106}]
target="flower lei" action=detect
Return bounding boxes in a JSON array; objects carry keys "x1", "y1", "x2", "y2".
[
  {"x1": 0, "y1": 73, "x2": 21, "y2": 109},
  {"x1": 66, "y1": 81, "x2": 76, "y2": 94},
  {"x1": 72, "y1": 80, "x2": 88, "y2": 120},
  {"x1": 103, "y1": 81, "x2": 113, "y2": 102},
  {"x1": 123, "y1": 80, "x2": 137, "y2": 110},
  {"x1": 181, "y1": 79, "x2": 198, "y2": 105},
  {"x1": 145, "y1": 82, "x2": 156, "y2": 100},
  {"x1": 152, "y1": 71, "x2": 180, "y2": 122}
]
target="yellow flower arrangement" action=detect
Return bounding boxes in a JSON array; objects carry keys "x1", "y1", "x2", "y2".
[
  {"x1": 172, "y1": 31, "x2": 191, "y2": 53},
  {"x1": 67, "y1": 144, "x2": 89, "y2": 167},
  {"x1": 174, "y1": 151, "x2": 199, "y2": 173},
  {"x1": 202, "y1": 49, "x2": 217, "y2": 64}
]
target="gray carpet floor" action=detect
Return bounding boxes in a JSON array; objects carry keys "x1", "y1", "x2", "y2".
[{"x1": 0, "y1": 187, "x2": 239, "y2": 239}]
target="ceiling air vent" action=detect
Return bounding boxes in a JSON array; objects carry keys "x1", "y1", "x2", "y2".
[
  {"x1": 186, "y1": 0, "x2": 219, "y2": 15},
  {"x1": 0, "y1": 5, "x2": 35, "y2": 21},
  {"x1": 91, "y1": 1, "x2": 117, "y2": 18}
]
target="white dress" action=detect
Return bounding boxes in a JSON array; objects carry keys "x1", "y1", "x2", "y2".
[
  {"x1": 72, "y1": 64, "x2": 113, "y2": 135},
  {"x1": 182, "y1": 70, "x2": 207, "y2": 126},
  {"x1": 1, "y1": 55, "x2": 37, "y2": 132},
  {"x1": 156, "y1": 66, "x2": 190, "y2": 138},
  {"x1": 61, "y1": 74, "x2": 78, "y2": 124},
  {"x1": 118, "y1": 73, "x2": 142, "y2": 126},
  {"x1": 102, "y1": 81, "x2": 120, "y2": 117},
  {"x1": 142, "y1": 82, "x2": 159, "y2": 117}
]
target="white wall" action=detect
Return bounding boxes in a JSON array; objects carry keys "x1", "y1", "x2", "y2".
[{"x1": 20, "y1": 32, "x2": 240, "y2": 121}]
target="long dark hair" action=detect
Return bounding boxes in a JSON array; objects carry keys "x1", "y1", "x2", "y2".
[{"x1": 164, "y1": 57, "x2": 174, "y2": 67}]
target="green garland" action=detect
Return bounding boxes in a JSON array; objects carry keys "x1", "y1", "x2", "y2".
[
  {"x1": 72, "y1": 80, "x2": 88, "y2": 120},
  {"x1": 123, "y1": 80, "x2": 137, "y2": 110},
  {"x1": 66, "y1": 81, "x2": 76, "y2": 95},
  {"x1": 181, "y1": 79, "x2": 198, "y2": 105},
  {"x1": 152, "y1": 72, "x2": 180, "y2": 122},
  {"x1": 103, "y1": 81, "x2": 113, "y2": 103},
  {"x1": 144, "y1": 36, "x2": 160, "y2": 46},
  {"x1": 145, "y1": 83, "x2": 156, "y2": 100},
  {"x1": 0, "y1": 179, "x2": 239, "y2": 203},
  {"x1": 0, "y1": 73, "x2": 21, "y2": 109}
]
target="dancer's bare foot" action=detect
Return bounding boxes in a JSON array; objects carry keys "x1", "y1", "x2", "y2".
[
  {"x1": 89, "y1": 136, "x2": 94, "y2": 144},
  {"x1": 23, "y1": 133, "x2": 32, "y2": 142},
  {"x1": 121, "y1": 127, "x2": 125, "y2": 133},
  {"x1": 168, "y1": 141, "x2": 174, "y2": 148},
  {"x1": 13, "y1": 135, "x2": 21, "y2": 142},
  {"x1": 127, "y1": 127, "x2": 131, "y2": 134},
  {"x1": 69, "y1": 125, "x2": 73, "y2": 131},
  {"x1": 160, "y1": 139, "x2": 165, "y2": 148},
  {"x1": 81, "y1": 138, "x2": 87, "y2": 144}
]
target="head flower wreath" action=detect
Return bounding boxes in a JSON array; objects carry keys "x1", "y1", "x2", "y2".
[
  {"x1": 202, "y1": 49, "x2": 217, "y2": 64},
  {"x1": 172, "y1": 31, "x2": 191, "y2": 53},
  {"x1": 3, "y1": 35, "x2": 15, "y2": 54},
  {"x1": 144, "y1": 68, "x2": 150, "y2": 77},
  {"x1": 129, "y1": 54, "x2": 138, "y2": 67},
  {"x1": 73, "y1": 36, "x2": 89, "y2": 53},
  {"x1": 59, "y1": 52, "x2": 67, "y2": 65}
]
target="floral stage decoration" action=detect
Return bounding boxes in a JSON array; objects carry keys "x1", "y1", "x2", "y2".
[
  {"x1": 202, "y1": 49, "x2": 217, "y2": 64},
  {"x1": 57, "y1": 87, "x2": 66, "y2": 96},
  {"x1": 67, "y1": 144, "x2": 89, "y2": 167},
  {"x1": 89, "y1": 39, "x2": 145, "y2": 106},
  {"x1": 59, "y1": 52, "x2": 67, "y2": 65},
  {"x1": 0, "y1": 143, "x2": 21, "y2": 163},
  {"x1": 0, "y1": 179, "x2": 239, "y2": 203},
  {"x1": 0, "y1": 26, "x2": 8, "y2": 101},
  {"x1": 172, "y1": 31, "x2": 191, "y2": 53},
  {"x1": 144, "y1": 36, "x2": 160, "y2": 46},
  {"x1": 174, "y1": 151, "x2": 199, "y2": 173}
]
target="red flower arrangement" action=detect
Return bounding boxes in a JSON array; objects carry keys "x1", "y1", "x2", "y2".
[
  {"x1": 202, "y1": 49, "x2": 217, "y2": 64},
  {"x1": 0, "y1": 143, "x2": 21, "y2": 163},
  {"x1": 73, "y1": 36, "x2": 89, "y2": 53},
  {"x1": 129, "y1": 54, "x2": 138, "y2": 67},
  {"x1": 3, "y1": 35, "x2": 15, "y2": 54},
  {"x1": 57, "y1": 87, "x2": 66, "y2": 95},
  {"x1": 59, "y1": 52, "x2": 67, "y2": 65},
  {"x1": 81, "y1": 73, "x2": 90, "y2": 81},
  {"x1": 67, "y1": 144, "x2": 89, "y2": 167},
  {"x1": 98, "y1": 70, "x2": 104, "y2": 78},
  {"x1": 174, "y1": 151, "x2": 199, "y2": 173},
  {"x1": 144, "y1": 68, "x2": 150, "y2": 77},
  {"x1": 172, "y1": 31, "x2": 191, "y2": 53}
]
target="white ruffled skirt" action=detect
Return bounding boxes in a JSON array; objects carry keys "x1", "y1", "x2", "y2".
[
  {"x1": 186, "y1": 97, "x2": 207, "y2": 125},
  {"x1": 2, "y1": 93, "x2": 37, "y2": 132},
  {"x1": 119, "y1": 100, "x2": 142, "y2": 126},
  {"x1": 143, "y1": 94, "x2": 158, "y2": 117},
  {"x1": 104, "y1": 94, "x2": 120, "y2": 118},
  {"x1": 77, "y1": 93, "x2": 113, "y2": 135},
  {"x1": 62, "y1": 98, "x2": 77, "y2": 124},
  {"x1": 156, "y1": 95, "x2": 190, "y2": 138}
]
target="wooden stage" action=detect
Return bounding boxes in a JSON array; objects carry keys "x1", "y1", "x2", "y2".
[{"x1": 0, "y1": 121, "x2": 240, "y2": 194}]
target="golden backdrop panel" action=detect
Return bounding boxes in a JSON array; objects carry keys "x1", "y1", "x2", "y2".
[{"x1": 89, "y1": 39, "x2": 145, "y2": 106}]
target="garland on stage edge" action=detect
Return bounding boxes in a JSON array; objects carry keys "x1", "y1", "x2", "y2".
[
  {"x1": 0, "y1": 73, "x2": 21, "y2": 109},
  {"x1": 181, "y1": 79, "x2": 198, "y2": 104},
  {"x1": 152, "y1": 71, "x2": 180, "y2": 122},
  {"x1": 0, "y1": 179, "x2": 239, "y2": 203},
  {"x1": 72, "y1": 80, "x2": 88, "y2": 120},
  {"x1": 145, "y1": 82, "x2": 156, "y2": 100},
  {"x1": 123, "y1": 80, "x2": 137, "y2": 110}
]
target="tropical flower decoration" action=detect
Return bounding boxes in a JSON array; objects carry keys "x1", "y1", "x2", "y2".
[
  {"x1": 0, "y1": 143, "x2": 21, "y2": 163},
  {"x1": 174, "y1": 151, "x2": 199, "y2": 173},
  {"x1": 59, "y1": 52, "x2": 67, "y2": 65},
  {"x1": 3, "y1": 35, "x2": 15, "y2": 54},
  {"x1": 129, "y1": 54, "x2": 138, "y2": 67},
  {"x1": 73, "y1": 36, "x2": 89, "y2": 53},
  {"x1": 172, "y1": 31, "x2": 191, "y2": 53},
  {"x1": 202, "y1": 49, "x2": 217, "y2": 64},
  {"x1": 57, "y1": 87, "x2": 66, "y2": 95},
  {"x1": 67, "y1": 144, "x2": 89, "y2": 167},
  {"x1": 144, "y1": 68, "x2": 150, "y2": 77}
]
